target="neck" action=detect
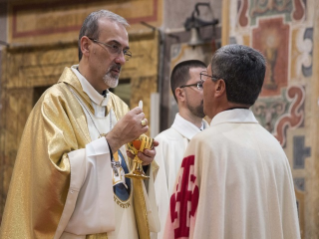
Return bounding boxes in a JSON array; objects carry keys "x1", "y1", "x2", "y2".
[
  {"x1": 208, "y1": 102, "x2": 250, "y2": 119},
  {"x1": 179, "y1": 108, "x2": 203, "y2": 128},
  {"x1": 78, "y1": 62, "x2": 89, "y2": 81},
  {"x1": 78, "y1": 61, "x2": 107, "y2": 94},
  {"x1": 225, "y1": 102, "x2": 250, "y2": 110}
]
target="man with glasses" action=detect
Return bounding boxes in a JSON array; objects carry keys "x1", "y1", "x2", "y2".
[
  {"x1": 0, "y1": 10, "x2": 159, "y2": 239},
  {"x1": 164, "y1": 45, "x2": 300, "y2": 239},
  {"x1": 153, "y1": 60, "x2": 208, "y2": 239}
]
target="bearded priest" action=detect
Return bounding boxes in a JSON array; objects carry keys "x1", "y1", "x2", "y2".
[{"x1": 0, "y1": 10, "x2": 160, "y2": 239}]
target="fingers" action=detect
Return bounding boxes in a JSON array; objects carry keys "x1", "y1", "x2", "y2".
[
  {"x1": 107, "y1": 107, "x2": 149, "y2": 151},
  {"x1": 138, "y1": 145, "x2": 156, "y2": 165},
  {"x1": 130, "y1": 106, "x2": 143, "y2": 114},
  {"x1": 140, "y1": 118, "x2": 148, "y2": 127},
  {"x1": 128, "y1": 107, "x2": 144, "y2": 123},
  {"x1": 130, "y1": 107, "x2": 149, "y2": 128},
  {"x1": 153, "y1": 140, "x2": 159, "y2": 147},
  {"x1": 138, "y1": 150, "x2": 155, "y2": 165},
  {"x1": 126, "y1": 150, "x2": 135, "y2": 160},
  {"x1": 108, "y1": 105, "x2": 151, "y2": 152},
  {"x1": 127, "y1": 143, "x2": 155, "y2": 165}
]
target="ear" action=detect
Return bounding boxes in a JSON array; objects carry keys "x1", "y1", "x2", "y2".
[
  {"x1": 175, "y1": 88, "x2": 186, "y2": 103},
  {"x1": 214, "y1": 79, "x2": 226, "y2": 98},
  {"x1": 80, "y1": 36, "x2": 91, "y2": 57}
]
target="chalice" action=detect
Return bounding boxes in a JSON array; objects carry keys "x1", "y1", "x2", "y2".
[{"x1": 125, "y1": 134, "x2": 154, "y2": 179}]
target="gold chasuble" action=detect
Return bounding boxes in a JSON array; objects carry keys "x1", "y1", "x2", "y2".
[{"x1": 0, "y1": 67, "x2": 158, "y2": 239}]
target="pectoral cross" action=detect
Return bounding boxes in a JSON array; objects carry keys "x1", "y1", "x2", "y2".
[{"x1": 111, "y1": 160, "x2": 121, "y2": 176}]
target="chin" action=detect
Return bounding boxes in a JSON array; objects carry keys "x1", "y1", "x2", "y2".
[
  {"x1": 103, "y1": 76, "x2": 119, "y2": 88},
  {"x1": 109, "y1": 81, "x2": 119, "y2": 88}
]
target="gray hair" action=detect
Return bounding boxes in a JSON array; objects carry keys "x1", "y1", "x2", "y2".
[
  {"x1": 210, "y1": 44, "x2": 266, "y2": 106},
  {"x1": 78, "y1": 10, "x2": 129, "y2": 60}
]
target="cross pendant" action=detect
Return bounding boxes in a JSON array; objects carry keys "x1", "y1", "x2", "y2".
[{"x1": 111, "y1": 161, "x2": 121, "y2": 176}]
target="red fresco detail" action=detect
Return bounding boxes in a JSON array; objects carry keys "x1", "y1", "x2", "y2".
[
  {"x1": 274, "y1": 86, "x2": 305, "y2": 147},
  {"x1": 170, "y1": 155, "x2": 199, "y2": 239},
  {"x1": 252, "y1": 17, "x2": 289, "y2": 96},
  {"x1": 293, "y1": 0, "x2": 305, "y2": 21},
  {"x1": 238, "y1": 0, "x2": 249, "y2": 27},
  {"x1": 12, "y1": 0, "x2": 158, "y2": 38}
]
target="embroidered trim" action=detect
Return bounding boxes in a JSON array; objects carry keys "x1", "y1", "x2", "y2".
[{"x1": 114, "y1": 195, "x2": 131, "y2": 208}]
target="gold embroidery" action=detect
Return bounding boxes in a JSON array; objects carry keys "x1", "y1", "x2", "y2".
[
  {"x1": 112, "y1": 151, "x2": 126, "y2": 186},
  {"x1": 114, "y1": 195, "x2": 130, "y2": 208}
]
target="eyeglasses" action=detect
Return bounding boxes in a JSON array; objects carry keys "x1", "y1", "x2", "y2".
[
  {"x1": 200, "y1": 72, "x2": 219, "y2": 81},
  {"x1": 180, "y1": 81, "x2": 203, "y2": 90},
  {"x1": 88, "y1": 37, "x2": 132, "y2": 61}
]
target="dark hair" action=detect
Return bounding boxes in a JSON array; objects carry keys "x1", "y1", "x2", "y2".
[
  {"x1": 210, "y1": 44, "x2": 266, "y2": 106},
  {"x1": 170, "y1": 60, "x2": 206, "y2": 102},
  {"x1": 78, "y1": 10, "x2": 129, "y2": 61}
]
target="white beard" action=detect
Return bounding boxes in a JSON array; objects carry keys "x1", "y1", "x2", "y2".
[{"x1": 103, "y1": 73, "x2": 119, "y2": 88}]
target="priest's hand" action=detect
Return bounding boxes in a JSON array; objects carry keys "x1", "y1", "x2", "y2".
[
  {"x1": 105, "y1": 107, "x2": 148, "y2": 153},
  {"x1": 126, "y1": 140, "x2": 159, "y2": 165}
]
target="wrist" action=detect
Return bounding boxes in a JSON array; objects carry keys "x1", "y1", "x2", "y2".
[{"x1": 105, "y1": 133, "x2": 121, "y2": 153}]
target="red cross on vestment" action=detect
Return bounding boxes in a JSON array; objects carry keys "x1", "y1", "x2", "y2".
[{"x1": 170, "y1": 155, "x2": 199, "y2": 238}]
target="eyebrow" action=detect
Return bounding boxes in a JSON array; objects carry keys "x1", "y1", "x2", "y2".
[{"x1": 108, "y1": 40, "x2": 130, "y2": 50}]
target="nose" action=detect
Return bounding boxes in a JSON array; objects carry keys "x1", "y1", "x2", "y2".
[{"x1": 114, "y1": 52, "x2": 126, "y2": 65}]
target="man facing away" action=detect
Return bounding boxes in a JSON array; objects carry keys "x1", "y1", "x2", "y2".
[
  {"x1": 164, "y1": 44, "x2": 301, "y2": 239},
  {"x1": 153, "y1": 60, "x2": 208, "y2": 239},
  {"x1": 0, "y1": 10, "x2": 159, "y2": 239}
]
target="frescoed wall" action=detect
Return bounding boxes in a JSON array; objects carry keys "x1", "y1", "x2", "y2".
[
  {"x1": 3, "y1": 0, "x2": 316, "y2": 235},
  {"x1": 223, "y1": 0, "x2": 319, "y2": 237}
]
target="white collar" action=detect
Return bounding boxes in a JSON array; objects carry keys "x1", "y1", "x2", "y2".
[
  {"x1": 210, "y1": 109, "x2": 258, "y2": 127},
  {"x1": 71, "y1": 65, "x2": 109, "y2": 107},
  {"x1": 171, "y1": 113, "x2": 205, "y2": 140}
]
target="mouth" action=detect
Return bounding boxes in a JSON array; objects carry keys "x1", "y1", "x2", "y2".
[
  {"x1": 110, "y1": 65, "x2": 121, "y2": 75},
  {"x1": 111, "y1": 69, "x2": 119, "y2": 74}
]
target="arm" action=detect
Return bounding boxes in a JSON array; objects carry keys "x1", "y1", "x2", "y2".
[
  {"x1": 0, "y1": 87, "x2": 87, "y2": 239},
  {"x1": 59, "y1": 106, "x2": 157, "y2": 236}
]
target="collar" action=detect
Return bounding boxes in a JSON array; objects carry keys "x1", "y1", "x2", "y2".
[
  {"x1": 71, "y1": 65, "x2": 109, "y2": 107},
  {"x1": 57, "y1": 67, "x2": 92, "y2": 112},
  {"x1": 210, "y1": 109, "x2": 258, "y2": 127},
  {"x1": 171, "y1": 113, "x2": 205, "y2": 140}
]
